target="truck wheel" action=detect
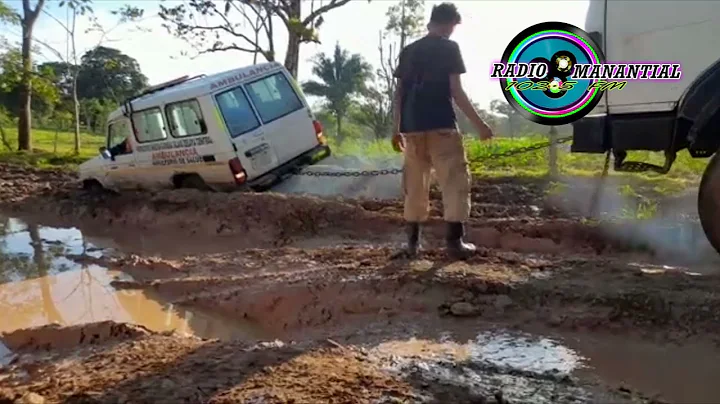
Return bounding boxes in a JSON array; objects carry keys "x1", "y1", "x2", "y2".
[{"x1": 698, "y1": 151, "x2": 720, "y2": 254}]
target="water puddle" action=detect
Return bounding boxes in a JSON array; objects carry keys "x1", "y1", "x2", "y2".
[
  {"x1": 0, "y1": 216, "x2": 263, "y2": 352},
  {"x1": 374, "y1": 329, "x2": 720, "y2": 403}
]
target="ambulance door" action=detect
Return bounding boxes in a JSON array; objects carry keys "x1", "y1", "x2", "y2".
[
  {"x1": 130, "y1": 107, "x2": 174, "y2": 189},
  {"x1": 105, "y1": 118, "x2": 137, "y2": 189},
  {"x1": 214, "y1": 86, "x2": 280, "y2": 179},
  {"x1": 243, "y1": 71, "x2": 317, "y2": 165}
]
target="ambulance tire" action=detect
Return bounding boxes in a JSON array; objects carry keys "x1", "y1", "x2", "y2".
[
  {"x1": 177, "y1": 174, "x2": 211, "y2": 191},
  {"x1": 82, "y1": 179, "x2": 105, "y2": 193}
]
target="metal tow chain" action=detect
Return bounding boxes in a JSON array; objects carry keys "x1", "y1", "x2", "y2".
[
  {"x1": 295, "y1": 168, "x2": 404, "y2": 177},
  {"x1": 293, "y1": 135, "x2": 573, "y2": 177}
]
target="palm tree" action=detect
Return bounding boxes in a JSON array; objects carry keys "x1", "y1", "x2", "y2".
[{"x1": 302, "y1": 43, "x2": 373, "y2": 141}]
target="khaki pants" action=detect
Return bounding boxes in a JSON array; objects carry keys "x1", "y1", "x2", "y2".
[{"x1": 402, "y1": 130, "x2": 471, "y2": 223}]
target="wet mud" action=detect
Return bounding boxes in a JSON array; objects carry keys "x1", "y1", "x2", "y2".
[{"x1": 1, "y1": 162, "x2": 720, "y2": 403}]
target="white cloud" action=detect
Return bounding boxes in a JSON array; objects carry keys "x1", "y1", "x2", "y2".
[{"x1": 6, "y1": 0, "x2": 589, "y2": 111}]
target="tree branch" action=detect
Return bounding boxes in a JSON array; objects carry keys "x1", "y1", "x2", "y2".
[
  {"x1": 40, "y1": 8, "x2": 69, "y2": 32},
  {"x1": 302, "y1": 0, "x2": 352, "y2": 26},
  {"x1": 196, "y1": 43, "x2": 258, "y2": 56},
  {"x1": 208, "y1": 4, "x2": 264, "y2": 53}
]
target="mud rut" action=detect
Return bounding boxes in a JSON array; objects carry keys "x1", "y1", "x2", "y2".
[{"x1": 0, "y1": 163, "x2": 719, "y2": 403}]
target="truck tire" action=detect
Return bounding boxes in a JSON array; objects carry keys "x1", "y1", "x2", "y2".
[{"x1": 698, "y1": 151, "x2": 720, "y2": 254}]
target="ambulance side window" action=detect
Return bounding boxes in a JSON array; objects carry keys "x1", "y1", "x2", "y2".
[
  {"x1": 166, "y1": 99, "x2": 207, "y2": 137},
  {"x1": 131, "y1": 108, "x2": 168, "y2": 143},
  {"x1": 107, "y1": 120, "x2": 132, "y2": 156}
]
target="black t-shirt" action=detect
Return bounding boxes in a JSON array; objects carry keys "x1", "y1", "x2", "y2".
[{"x1": 394, "y1": 35, "x2": 466, "y2": 133}]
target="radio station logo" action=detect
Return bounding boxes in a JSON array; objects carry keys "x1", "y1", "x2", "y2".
[{"x1": 490, "y1": 21, "x2": 682, "y2": 126}]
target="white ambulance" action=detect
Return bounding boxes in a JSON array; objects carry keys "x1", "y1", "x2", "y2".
[{"x1": 78, "y1": 62, "x2": 330, "y2": 192}]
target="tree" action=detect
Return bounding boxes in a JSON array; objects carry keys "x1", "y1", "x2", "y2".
[
  {"x1": 36, "y1": 0, "x2": 92, "y2": 155},
  {"x1": 302, "y1": 44, "x2": 372, "y2": 141},
  {"x1": 353, "y1": 86, "x2": 392, "y2": 140},
  {"x1": 0, "y1": 46, "x2": 60, "y2": 123},
  {"x1": 0, "y1": 0, "x2": 19, "y2": 24},
  {"x1": 490, "y1": 99, "x2": 519, "y2": 137},
  {"x1": 357, "y1": 0, "x2": 424, "y2": 139},
  {"x1": 76, "y1": 46, "x2": 147, "y2": 102},
  {"x1": 17, "y1": 0, "x2": 47, "y2": 151},
  {"x1": 158, "y1": 0, "x2": 355, "y2": 78}
]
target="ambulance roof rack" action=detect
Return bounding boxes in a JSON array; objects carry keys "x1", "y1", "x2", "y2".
[
  {"x1": 136, "y1": 74, "x2": 207, "y2": 98},
  {"x1": 121, "y1": 74, "x2": 205, "y2": 116},
  {"x1": 121, "y1": 73, "x2": 206, "y2": 118}
]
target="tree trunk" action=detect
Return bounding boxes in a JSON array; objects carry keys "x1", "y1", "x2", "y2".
[
  {"x1": 548, "y1": 126, "x2": 558, "y2": 178},
  {"x1": 285, "y1": 31, "x2": 301, "y2": 78},
  {"x1": 283, "y1": 0, "x2": 301, "y2": 78},
  {"x1": 72, "y1": 70, "x2": 80, "y2": 155},
  {"x1": 71, "y1": 8, "x2": 80, "y2": 155},
  {"x1": 336, "y1": 115, "x2": 343, "y2": 143},
  {"x1": 18, "y1": 23, "x2": 34, "y2": 151}
]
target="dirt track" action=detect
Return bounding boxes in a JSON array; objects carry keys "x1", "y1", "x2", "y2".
[{"x1": 1, "y1": 162, "x2": 720, "y2": 403}]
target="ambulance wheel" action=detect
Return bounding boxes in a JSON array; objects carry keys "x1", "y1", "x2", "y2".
[
  {"x1": 698, "y1": 151, "x2": 720, "y2": 255},
  {"x1": 82, "y1": 179, "x2": 105, "y2": 193},
  {"x1": 176, "y1": 174, "x2": 211, "y2": 191}
]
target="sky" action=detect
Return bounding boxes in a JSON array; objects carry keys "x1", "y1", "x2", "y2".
[{"x1": 1, "y1": 0, "x2": 590, "y2": 110}]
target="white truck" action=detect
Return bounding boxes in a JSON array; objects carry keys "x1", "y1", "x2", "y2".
[
  {"x1": 573, "y1": 0, "x2": 720, "y2": 253},
  {"x1": 79, "y1": 62, "x2": 330, "y2": 193}
]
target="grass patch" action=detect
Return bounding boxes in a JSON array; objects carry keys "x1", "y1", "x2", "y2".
[{"x1": 0, "y1": 127, "x2": 103, "y2": 169}]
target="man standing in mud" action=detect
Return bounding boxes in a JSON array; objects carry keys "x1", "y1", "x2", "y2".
[{"x1": 392, "y1": 2, "x2": 494, "y2": 260}]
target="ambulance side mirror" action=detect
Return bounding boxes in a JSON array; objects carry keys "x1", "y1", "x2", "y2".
[{"x1": 99, "y1": 147, "x2": 111, "y2": 160}]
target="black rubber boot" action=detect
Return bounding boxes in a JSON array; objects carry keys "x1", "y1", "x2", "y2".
[
  {"x1": 391, "y1": 222, "x2": 422, "y2": 259},
  {"x1": 446, "y1": 222, "x2": 476, "y2": 260},
  {"x1": 406, "y1": 222, "x2": 421, "y2": 257}
]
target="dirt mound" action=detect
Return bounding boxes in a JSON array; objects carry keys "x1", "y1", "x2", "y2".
[
  {"x1": 108, "y1": 246, "x2": 720, "y2": 342},
  {"x1": 2, "y1": 321, "x2": 151, "y2": 353},
  {"x1": 0, "y1": 164, "x2": 74, "y2": 203}
]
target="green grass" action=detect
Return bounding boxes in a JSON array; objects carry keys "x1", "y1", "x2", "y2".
[{"x1": 0, "y1": 127, "x2": 104, "y2": 169}]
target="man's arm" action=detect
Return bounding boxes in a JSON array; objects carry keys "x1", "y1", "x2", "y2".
[
  {"x1": 450, "y1": 75, "x2": 490, "y2": 133},
  {"x1": 392, "y1": 48, "x2": 408, "y2": 135},
  {"x1": 447, "y1": 42, "x2": 493, "y2": 140},
  {"x1": 393, "y1": 79, "x2": 403, "y2": 134}
]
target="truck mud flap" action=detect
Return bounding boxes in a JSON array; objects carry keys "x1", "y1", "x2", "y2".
[{"x1": 571, "y1": 115, "x2": 607, "y2": 153}]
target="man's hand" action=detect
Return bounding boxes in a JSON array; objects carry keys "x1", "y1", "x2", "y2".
[
  {"x1": 475, "y1": 120, "x2": 494, "y2": 141},
  {"x1": 391, "y1": 132, "x2": 406, "y2": 153}
]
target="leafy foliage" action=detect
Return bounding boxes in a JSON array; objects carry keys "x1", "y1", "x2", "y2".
[
  {"x1": 75, "y1": 46, "x2": 148, "y2": 102},
  {"x1": 302, "y1": 44, "x2": 373, "y2": 140}
]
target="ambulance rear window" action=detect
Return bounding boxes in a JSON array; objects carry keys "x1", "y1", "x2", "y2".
[{"x1": 245, "y1": 73, "x2": 303, "y2": 124}]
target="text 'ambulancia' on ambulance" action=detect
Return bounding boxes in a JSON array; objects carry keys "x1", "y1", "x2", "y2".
[{"x1": 79, "y1": 62, "x2": 331, "y2": 192}]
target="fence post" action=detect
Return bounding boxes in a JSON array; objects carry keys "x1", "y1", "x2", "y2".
[{"x1": 548, "y1": 126, "x2": 558, "y2": 178}]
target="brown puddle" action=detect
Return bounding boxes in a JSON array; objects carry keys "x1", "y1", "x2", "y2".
[{"x1": 0, "y1": 216, "x2": 261, "y2": 347}]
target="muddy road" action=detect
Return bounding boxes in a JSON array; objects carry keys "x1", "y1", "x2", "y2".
[{"x1": 1, "y1": 162, "x2": 720, "y2": 403}]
